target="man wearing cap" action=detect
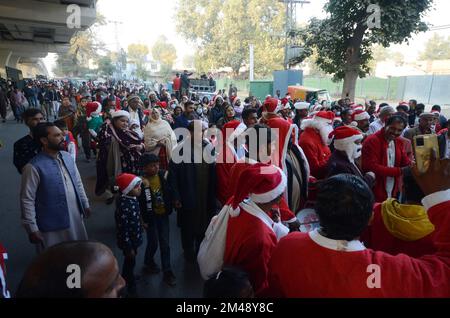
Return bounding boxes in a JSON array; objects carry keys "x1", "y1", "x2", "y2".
[
  {"x1": 326, "y1": 126, "x2": 375, "y2": 187},
  {"x1": 223, "y1": 163, "x2": 289, "y2": 296},
  {"x1": 298, "y1": 111, "x2": 335, "y2": 179},
  {"x1": 260, "y1": 97, "x2": 281, "y2": 123},
  {"x1": 123, "y1": 95, "x2": 144, "y2": 129},
  {"x1": 403, "y1": 112, "x2": 435, "y2": 145},
  {"x1": 278, "y1": 99, "x2": 293, "y2": 123},
  {"x1": 293, "y1": 102, "x2": 309, "y2": 130},
  {"x1": 351, "y1": 109, "x2": 371, "y2": 135},
  {"x1": 368, "y1": 106, "x2": 395, "y2": 136}
]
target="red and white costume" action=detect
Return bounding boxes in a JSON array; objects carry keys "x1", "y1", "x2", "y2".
[
  {"x1": 268, "y1": 190, "x2": 450, "y2": 297},
  {"x1": 299, "y1": 111, "x2": 335, "y2": 179}
]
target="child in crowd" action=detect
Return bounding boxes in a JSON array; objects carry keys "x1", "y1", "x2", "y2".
[
  {"x1": 115, "y1": 173, "x2": 143, "y2": 297},
  {"x1": 138, "y1": 154, "x2": 176, "y2": 286},
  {"x1": 54, "y1": 119, "x2": 77, "y2": 162},
  {"x1": 203, "y1": 267, "x2": 254, "y2": 298}
]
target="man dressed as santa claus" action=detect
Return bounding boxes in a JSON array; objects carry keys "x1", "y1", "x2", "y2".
[
  {"x1": 269, "y1": 156, "x2": 450, "y2": 298},
  {"x1": 326, "y1": 126, "x2": 375, "y2": 187},
  {"x1": 299, "y1": 111, "x2": 335, "y2": 179},
  {"x1": 223, "y1": 163, "x2": 289, "y2": 296}
]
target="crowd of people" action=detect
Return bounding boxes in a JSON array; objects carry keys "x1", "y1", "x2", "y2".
[{"x1": 1, "y1": 75, "x2": 449, "y2": 298}]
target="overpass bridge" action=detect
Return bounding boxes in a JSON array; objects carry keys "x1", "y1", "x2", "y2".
[{"x1": 0, "y1": 0, "x2": 97, "y2": 79}]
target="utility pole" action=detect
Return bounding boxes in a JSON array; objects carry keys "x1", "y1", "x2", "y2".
[
  {"x1": 107, "y1": 19, "x2": 124, "y2": 78},
  {"x1": 249, "y1": 44, "x2": 254, "y2": 81},
  {"x1": 278, "y1": 0, "x2": 310, "y2": 69}
]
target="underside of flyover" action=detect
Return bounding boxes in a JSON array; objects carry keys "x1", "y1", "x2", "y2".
[{"x1": 0, "y1": 0, "x2": 97, "y2": 79}]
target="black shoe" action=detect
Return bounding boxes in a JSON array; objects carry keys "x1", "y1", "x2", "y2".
[
  {"x1": 163, "y1": 271, "x2": 176, "y2": 287},
  {"x1": 143, "y1": 260, "x2": 160, "y2": 274},
  {"x1": 106, "y1": 196, "x2": 115, "y2": 205}
]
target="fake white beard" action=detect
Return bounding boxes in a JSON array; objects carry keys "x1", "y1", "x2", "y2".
[
  {"x1": 318, "y1": 124, "x2": 333, "y2": 145},
  {"x1": 334, "y1": 139, "x2": 363, "y2": 163}
]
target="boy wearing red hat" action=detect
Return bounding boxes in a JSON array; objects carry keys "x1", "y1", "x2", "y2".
[{"x1": 115, "y1": 173, "x2": 143, "y2": 297}]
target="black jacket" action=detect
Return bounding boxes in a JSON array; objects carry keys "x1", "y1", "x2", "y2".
[
  {"x1": 327, "y1": 150, "x2": 375, "y2": 188},
  {"x1": 138, "y1": 170, "x2": 173, "y2": 223}
]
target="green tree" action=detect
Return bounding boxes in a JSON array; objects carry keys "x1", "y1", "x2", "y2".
[
  {"x1": 97, "y1": 54, "x2": 116, "y2": 77},
  {"x1": 151, "y1": 35, "x2": 177, "y2": 68},
  {"x1": 127, "y1": 43, "x2": 149, "y2": 64},
  {"x1": 136, "y1": 64, "x2": 150, "y2": 81},
  {"x1": 420, "y1": 33, "x2": 450, "y2": 61},
  {"x1": 176, "y1": 0, "x2": 285, "y2": 77},
  {"x1": 128, "y1": 43, "x2": 150, "y2": 80},
  {"x1": 182, "y1": 55, "x2": 195, "y2": 69},
  {"x1": 292, "y1": 0, "x2": 432, "y2": 100},
  {"x1": 53, "y1": 12, "x2": 106, "y2": 77}
]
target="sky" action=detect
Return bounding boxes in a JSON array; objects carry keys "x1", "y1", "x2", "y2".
[{"x1": 44, "y1": 0, "x2": 450, "y2": 75}]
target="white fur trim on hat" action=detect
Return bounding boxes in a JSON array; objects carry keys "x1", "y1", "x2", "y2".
[
  {"x1": 122, "y1": 176, "x2": 142, "y2": 195},
  {"x1": 112, "y1": 110, "x2": 130, "y2": 119},
  {"x1": 250, "y1": 167, "x2": 287, "y2": 204},
  {"x1": 354, "y1": 111, "x2": 370, "y2": 121},
  {"x1": 294, "y1": 102, "x2": 309, "y2": 110},
  {"x1": 333, "y1": 134, "x2": 363, "y2": 150}
]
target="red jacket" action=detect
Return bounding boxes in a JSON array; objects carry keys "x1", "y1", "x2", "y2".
[
  {"x1": 268, "y1": 194, "x2": 450, "y2": 297},
  {"x1": 298, "y1": 127, "x2": 331, "y2": 179},
  {"x1": 360, "y1": 203, "x2": 436, "y2": 258},
  {"x1": 362, "y1": 130, "x2": 411, "y2": 202},
  {"x1": 173, "y1": 77, "x2": 181, "y2": 91},
  {"x1": 224, "y1": 208, "x2": 277, "y2": 296}
]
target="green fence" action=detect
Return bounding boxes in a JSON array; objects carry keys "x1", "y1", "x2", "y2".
[
  {"x1": 215, "y1": 78, "x2": 251, "y2": 94},
  {"x1": 216, "y1": 76, "x2": 401, "y2": 102},
  {"x1": 304, "y1": 76, "x2": 400, "y2": 101}
]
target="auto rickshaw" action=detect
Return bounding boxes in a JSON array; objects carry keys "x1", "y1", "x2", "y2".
[{"x1": 287, "y1": 86, "x2": 331, "y2": 104}]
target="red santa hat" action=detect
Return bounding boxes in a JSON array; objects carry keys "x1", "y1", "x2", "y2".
[
  {"x1": 86, "y1": 102, "x2": 102, "y2": 121},
  {"x1": 263, "y1": 97, "x2": 280, "y2": 113},
  {"x1": 352, "y1": 109, "x2": 370, "y2": 122},
  {"x1": 329, "y1": 126, "x2": 363, "y2": 162},
  {"x1": 157, "y1": 101, "x2": 168, "y2": 109},
  {"x1": 314, "y1": 111, "x2": 335, "y2": 124},
  {"x1": 115, "y1": 173, "x2": 142, "y2": 195},
  {"x1": 352, "y1": 104, "x2": 365, "y2": 111},
  {"x1": 329, "y1": 126, "x2": 362, "y2": 142},
  {"x1": 231, "y1": 163, "x2": 287, "y2": 212}
]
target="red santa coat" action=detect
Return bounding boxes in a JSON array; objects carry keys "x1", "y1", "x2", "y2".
[
  {"x1": 268, "y1": 193, "x2": 450, "y2": 297},
  {"x1": 216, "y1": 121, "x2": 245, "y2": 205},
  {"x1": 228, "y1": 160, "x2": 296, "y2": 223},
  {"x1": 362, "y1": 130, "x2": 411, "y2": 202},
  {"x1": 224, "y1": 207, "x2": 277, "y2": 296},
  {"x1": 360, "y1": 203, "x2": 436, "y2": 258},
  {"x1": 298, "y1": 127, "x2": 331, "y2": 179}
]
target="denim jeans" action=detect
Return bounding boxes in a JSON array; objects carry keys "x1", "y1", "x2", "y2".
[{"x1": 144, "y1": 214, "x2": 171, "y2": 272}]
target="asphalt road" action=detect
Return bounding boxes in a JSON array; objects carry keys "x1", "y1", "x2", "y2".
[{"x1": 0, "y1": 118, "x2": 204, "y2": 298}]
